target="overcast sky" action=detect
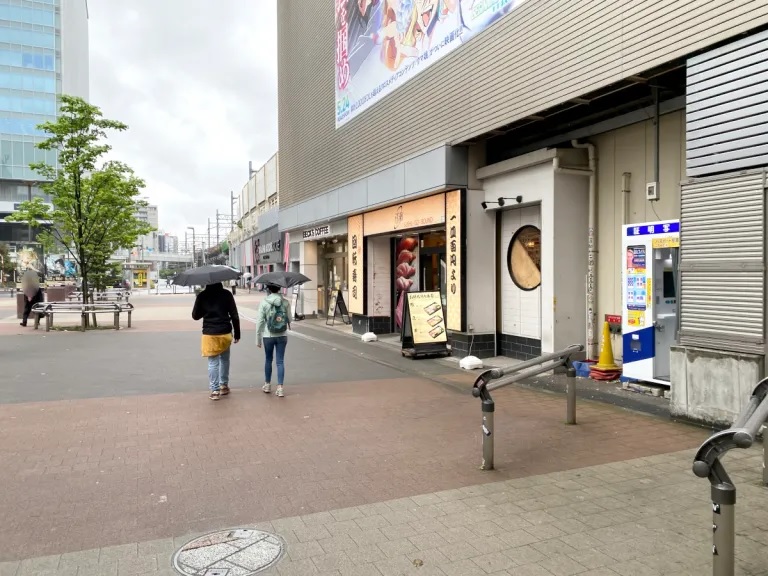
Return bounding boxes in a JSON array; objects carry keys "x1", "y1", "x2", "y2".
[{"x1": 89, "y1": 1, "x2": 277, "y2": 240}]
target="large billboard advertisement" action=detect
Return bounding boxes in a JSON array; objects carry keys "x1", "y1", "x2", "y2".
[{"x1": 335, "y1": 0, "x2": 528, "y2": 127}]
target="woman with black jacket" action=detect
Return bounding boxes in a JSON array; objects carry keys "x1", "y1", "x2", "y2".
[
  {"x1": 192, "y1": 282, "x2": 241, "y2": 400},
  {"x1": 20, "y1": 270, "x2": 44, "y2": 327}
]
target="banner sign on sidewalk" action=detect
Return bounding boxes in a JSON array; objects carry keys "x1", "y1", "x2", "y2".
[{"x1": 401, "y1": 290, "x2": 449, "y2": 358}]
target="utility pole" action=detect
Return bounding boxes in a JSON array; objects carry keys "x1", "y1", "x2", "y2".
[
  {"x1": 216, "y1": 210, "x2": 220, "y2": 245},
  {"x1": 187, "y1": 226, "x2": 195, "y2": 267},
  {"x1": 207, "y1": 218, "x2": 211, "y2": 264}
]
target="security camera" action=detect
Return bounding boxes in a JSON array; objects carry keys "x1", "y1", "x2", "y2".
[
  {"x1": 481, "y1": 201, "x2": 487, "y2": 209},
  {"x1": 497, "y1": 197, "x2": 505, "y2": 207}
]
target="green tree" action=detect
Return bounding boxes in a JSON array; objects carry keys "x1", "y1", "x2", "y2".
[
  {"x1": 5, "y1": 95, "x2": 153, "y2": 308},
  {"x1": 91, "y1": 260, "x2": 123, "y2": 292}
]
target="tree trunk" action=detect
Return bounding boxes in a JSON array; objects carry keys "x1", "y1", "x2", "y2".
[
  {"x1": 91, "y1": 291, "x2": 98, "y2": 328},
  {"x1": 80, "y1": 259, "x2": 92, "y2": 328}
]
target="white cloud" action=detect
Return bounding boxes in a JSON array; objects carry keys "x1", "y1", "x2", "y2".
[{"x1": 88, "y1": 0, "x2": 277, "y2": 242}]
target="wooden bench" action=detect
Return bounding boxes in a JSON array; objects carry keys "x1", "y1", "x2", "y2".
[{"x1": 31, "y1": 301, "x2": 134, "y2": 332}]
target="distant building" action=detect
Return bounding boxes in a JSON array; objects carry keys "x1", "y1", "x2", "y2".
[
  {"x1": 157, "y1": 232, "x2": 179, "y2": 254},
  {"x1": 135, "y1": 203, "x2": 159, "y2": 252}
]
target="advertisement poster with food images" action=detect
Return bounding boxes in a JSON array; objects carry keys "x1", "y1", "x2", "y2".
[
  {"x1": 334, "y1": 0, "x2": 529, "y2": 127},
  {"x1": 394, "y1": 235, "x2": 419, "y2": 331},
  {"x1": 406, "y1": 291, "x2": 447, "y2": 345}
]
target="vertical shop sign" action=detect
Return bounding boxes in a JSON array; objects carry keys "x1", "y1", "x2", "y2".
[
  {"x1": 348, "y1": 214, "x2": 364, "y2": 315},
  {"x1": 445, "y1": 190, "x2": 462, "y2": 332}
]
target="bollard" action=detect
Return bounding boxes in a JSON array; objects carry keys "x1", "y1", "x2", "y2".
[
  {"x1": 711, "y1": 472, "x2": 736, "y2": 576},
  {"x1": 693, "y1": 379, "x2": 768, "y2": 576},
  {"x1": 481, "y1": 398, "x2": 495, "y2": 471},
  {"x1": 113, "y1": 311, "x2": 120, "y2": 330},
  {"x1": 763, "y1": 426, "x2": 767, "y2": 487},
  {"x1": 472, "y1": 345, "x2": 585, "y2": 471},
  {"x1": 565, "y1": 366, "x2": 577, "y2": 425}
]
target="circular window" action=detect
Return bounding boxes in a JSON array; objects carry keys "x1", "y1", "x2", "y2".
[{"x1": 508, "y1": 225, "x2": 541, "y2": 291}]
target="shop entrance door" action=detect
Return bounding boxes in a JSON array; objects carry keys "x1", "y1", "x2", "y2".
[
  {"x1": 420, "y1": 232, "x2": 447, "y2": 306},
  {"x1": 420, "y1": 251, "x2": 446, "y2": 297},
  {"x1": 321, "y1": 254, "x2": 348, "y2": 317}
]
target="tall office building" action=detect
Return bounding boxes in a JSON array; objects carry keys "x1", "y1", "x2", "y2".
[
  {"x1": 0, "y1": 0, "x2": 89, "y2": 244},
  {"x1": 135, "y1": 202, "x2": 158, "y2": 253}
]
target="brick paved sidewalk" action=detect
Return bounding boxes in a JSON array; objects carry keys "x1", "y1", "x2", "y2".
[{"x1": 2, "y1": 446, "x2": 765, "y2": 576}]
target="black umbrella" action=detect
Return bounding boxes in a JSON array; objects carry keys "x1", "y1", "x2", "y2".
[
  {"x1": 172, "y1": 265, "x2": 242, "y2": 287},
  {"x1": 253, "y1": 271, "x2": 311, "y2": 288}
]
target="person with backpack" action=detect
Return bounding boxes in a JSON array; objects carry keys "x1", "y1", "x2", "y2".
[{"x1": 256, "y1": 284, "x2": 292, "y2": 397}]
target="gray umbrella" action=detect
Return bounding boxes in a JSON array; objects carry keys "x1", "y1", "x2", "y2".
[
  {"x1": 253, "y1": 271, "x2": 311, "y2": 288},
  {"x1": 172, "y1": 265, "x2": 242, "y2": 286}
]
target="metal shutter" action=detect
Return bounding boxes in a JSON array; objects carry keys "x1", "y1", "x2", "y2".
[
  {"x1": 679, "y1": 170, "x2": 766, "y2": 354},
  {"x1": 687, "y1": 29, "x2": 768, "y2": 177}
]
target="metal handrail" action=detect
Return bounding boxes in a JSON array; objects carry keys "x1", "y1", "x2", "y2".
[
  {"x1": 34, "y1": 301, "x2": 133, "y2": 310},
  {"x1": 692, "y1": 379, "x2": 768, "y2": 576},
  {"x1": 471, "y1": 344, "x2": 584, "y2": 471}
]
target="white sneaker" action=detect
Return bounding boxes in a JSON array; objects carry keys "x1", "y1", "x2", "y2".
[
  {"x1": 262, "y1": 383, "x2": 271, "y2": 393},
  {"x1": 276, "y1": 385, "x2": 284, "y2": 398}
]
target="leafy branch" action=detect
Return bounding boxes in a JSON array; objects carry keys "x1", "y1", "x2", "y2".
[{"x1": 4, "y1": 95, "x2": 153, "y2": 316}]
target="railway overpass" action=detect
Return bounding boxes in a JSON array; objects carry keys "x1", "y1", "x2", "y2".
[{"x1": 110, "y1": 251, "x2": 193, "y2": 266}]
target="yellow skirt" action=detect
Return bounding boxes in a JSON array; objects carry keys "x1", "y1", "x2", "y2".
[{"x1": 201, "y1": 334, "x2": 233, "y2": 357}]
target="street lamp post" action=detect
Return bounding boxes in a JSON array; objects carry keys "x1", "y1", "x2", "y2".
[
  {"x1": 230, "y1": 191, "x2": 238, "y2": 268},
  {"x1": 187, "y1": 226, "x2": 195, "y2": 267}
]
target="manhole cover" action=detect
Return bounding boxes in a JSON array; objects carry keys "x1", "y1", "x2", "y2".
[{"x1": 172, "y1": 528, "x2": 285, "y2": 575}]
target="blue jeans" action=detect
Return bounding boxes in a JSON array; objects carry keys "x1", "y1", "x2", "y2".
[
  {"x1": 264, "y1": 336, "x2": 288, "y2": 385},
  {"x1": 207, "y1": 347, "x2": 231, "y2": 392}
]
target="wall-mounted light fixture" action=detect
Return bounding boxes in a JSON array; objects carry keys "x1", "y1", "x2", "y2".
[{"x1": 480, "y1": 196, "x2": 524, "y2": 210}]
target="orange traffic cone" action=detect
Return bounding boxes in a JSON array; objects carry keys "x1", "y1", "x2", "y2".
[{"x1": 590, "y1": 322, "x2": 621, "y2": 381}]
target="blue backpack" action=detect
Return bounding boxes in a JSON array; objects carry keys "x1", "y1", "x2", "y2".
[{"x1": 266, "y1": 299, "x2": 288, "y2": 333}]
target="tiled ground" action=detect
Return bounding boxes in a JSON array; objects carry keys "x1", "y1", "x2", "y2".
[
  {"x1": 1, "y1": 294, "x2": 763, "y2": 576},
  {"x1": 0, "y1": 377, "x2": 708, "y2": 561},
  {"x1": 1, "y1": 447, "x2": 765, "y2": 576}
]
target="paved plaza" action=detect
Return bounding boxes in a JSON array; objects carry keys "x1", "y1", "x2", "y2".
[{"x1": 0, "y1": 293, "x2": 765, "y2": 575}]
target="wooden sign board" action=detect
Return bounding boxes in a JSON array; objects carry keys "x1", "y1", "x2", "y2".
[
  {"x1": 400, "y1": 290, "x2": 450, "y2": 358},
  {"x1": 326, "y1": 290, "x2": 351, "y2": 326}
]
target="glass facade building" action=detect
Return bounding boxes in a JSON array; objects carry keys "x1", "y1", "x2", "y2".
[
  {"x1": 0, "y1": 0, "x2": 88, "y2": 244},
  {"x1": 0, "y1": 0, "x2": 60, "y2": 181}
]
